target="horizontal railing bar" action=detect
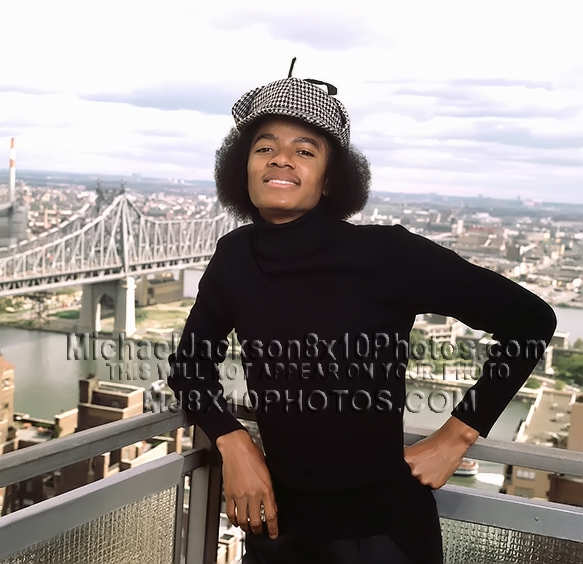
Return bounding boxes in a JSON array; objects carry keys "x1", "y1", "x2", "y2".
[
  {"x1": 2, "y1": 404, "x2": 581, "y2": 489},
  {"x1": 0, "y1": 410, "x2": 185, "y2": 488},
  {"x1": 231, "y1": 404, "x2": 583, "y2": 476},
  {"x1": 435, "y1": 483, "x2": 583, "y2": 542},
  {"x1": 404, "y1": 425, "x2": 583, "y2": 477}
]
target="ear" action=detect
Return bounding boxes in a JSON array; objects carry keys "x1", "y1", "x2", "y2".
[{"x1": 322, "y1": 178, "x2": 329, "y2": 197}]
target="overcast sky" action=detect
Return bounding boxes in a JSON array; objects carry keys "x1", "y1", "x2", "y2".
[{"x1": 1, "y1": 0, "x2": 582, "y2": 203}]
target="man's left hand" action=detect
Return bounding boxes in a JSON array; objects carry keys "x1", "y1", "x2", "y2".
[{"x1": 404, "y1": 416, "x2": 480, "y2": 489}]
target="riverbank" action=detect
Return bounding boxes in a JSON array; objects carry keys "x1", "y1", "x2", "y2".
[
  {"x1": 0, "y1": 300, "x2": 192, "y2": 341},
  {"x1": 2, "y1": 301, "x2": 582, "y2": 344},
  {"x1": 406, "y1": 371, "x2": 541, "y2": 400}
]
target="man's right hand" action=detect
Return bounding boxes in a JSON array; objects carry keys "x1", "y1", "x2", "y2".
[{"x1": 216, "y1": 429, "x2": 279, "y2": 539}]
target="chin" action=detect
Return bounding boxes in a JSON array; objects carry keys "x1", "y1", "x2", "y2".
[{"x1": 257, "y1": 199, "x2": 298, "y2": 212}]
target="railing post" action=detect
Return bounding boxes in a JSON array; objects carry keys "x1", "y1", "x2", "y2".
[
  {"x1": 185, "y1": 427, "x2": 222, "y2": 564},
  {"x1": 203, "y1": 444, "x2": 224, "y2": 564},
  {"x1": 173, "y1": 473, "x2": 186, "y2": 564}
]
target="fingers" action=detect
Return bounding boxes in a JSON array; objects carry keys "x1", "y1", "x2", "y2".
[
  {"x1": 234, "y1": 498, "x2": 251, "y2": 533},
  {"x1": 247, "y1": 498, "x2": 264, "y2": 535},
  {"x1": 262, "y1": 496, "x2": 279, "y2": 540},
  {"x1": 225, "y1": 497, "x2": 238, "y2": 529},
  {"x1": 227, "y1": 494, "x2": 279, "y2": 539}
]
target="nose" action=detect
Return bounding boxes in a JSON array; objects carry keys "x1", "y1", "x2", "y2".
[{"x1": 268, "y1": 147, "x2": 294, "y2": 168}]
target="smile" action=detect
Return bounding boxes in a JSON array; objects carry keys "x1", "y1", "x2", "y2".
[{"x1": 264, "y1": 179, "x2": 298, "y2": 187}]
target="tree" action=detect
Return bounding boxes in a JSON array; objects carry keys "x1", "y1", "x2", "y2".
[
  {"x1": 554, "y1": 353, "x2": 583, "y2": 388},
  {"x1": 573, "y1": 338, "x2": 583, "y2": 350},
  {"x1": 525, "y1": 377, "x2": 542, "y2": 389}
]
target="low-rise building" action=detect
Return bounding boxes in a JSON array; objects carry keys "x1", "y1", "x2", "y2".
[
  {"x1": 502, "y1": 388, "x2": 582, "y2": 506},
  {"x1": 413, "y1": 314, "x2": 464, "y2": 346}
]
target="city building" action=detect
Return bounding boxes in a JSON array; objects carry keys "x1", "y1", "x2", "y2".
[
  {"x1": 0, "y1": 352, "x2": 15, "y2": 453},
  {"x1": 502, "y1": 387, "x2": 582, "y2": 505},
  {"x1": 135, "y1": 271, "x2": 185, "y2": 307},
  {"x1": 413, "y1": 314, "x2": 465, "y2": 345},
  {"x1": 57, "y1": 377, "x2": 150, "y2": 494},
  {"x1": 0, "y1": 373, "x2": 184, "y2": 513},
  {"x1": 0, "y1": 202, "x2": 27, "y2": 247},
  {"x1": 548, "y1": 397, "x2": 583, "y2": 505},
  {"x1": 552, "y1": 331, "x2": 571, "y2": 350}
]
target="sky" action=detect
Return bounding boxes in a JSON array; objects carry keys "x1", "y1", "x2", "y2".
[{"x1": 0, "y1": 0, "x2": 582, "y2": 203}]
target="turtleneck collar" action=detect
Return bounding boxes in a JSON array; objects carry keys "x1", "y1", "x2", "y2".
[{"x1": 251, "y1": 199, "x2": 341, "y2": 268}]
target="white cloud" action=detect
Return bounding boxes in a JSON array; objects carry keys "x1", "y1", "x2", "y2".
[{"x1": 0, "y1": 0, "x2": 581, "y2": 202}]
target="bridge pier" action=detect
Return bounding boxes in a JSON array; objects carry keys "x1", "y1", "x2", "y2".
[
  {"x1": 79, "y1": 283, "x2": 103, "y2": 333},
  {"x1": 78, "y1": 277, "x2": 136, "y2": 336},
  {"x1": 113, "y1": 277, "x2": 136, "y2": 337}
]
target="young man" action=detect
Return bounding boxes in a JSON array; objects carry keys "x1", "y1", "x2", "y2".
[{"x1": 168, "y1": 71, "x2": 556, "y2": 564}]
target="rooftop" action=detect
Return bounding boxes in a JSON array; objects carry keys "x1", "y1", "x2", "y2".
[{"x1": 517, "y1": 387, "x2": 576, "y2": 448}]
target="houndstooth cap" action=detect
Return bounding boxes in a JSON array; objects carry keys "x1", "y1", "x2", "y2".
[{"x1": 232, "y1": 77, "x2": 351, "y2": 147}]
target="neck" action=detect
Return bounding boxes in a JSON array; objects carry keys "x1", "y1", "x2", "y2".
[
  {"x1": 251, "y1": 200, "x2": 341, "y2": 271},
  {"x1": 257, "y1": 209, "x2": 308, "y2": 225}
]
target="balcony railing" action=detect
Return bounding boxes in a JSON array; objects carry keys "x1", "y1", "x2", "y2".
[{"x1": 0, "y1": 405, "x2": 581, "y2": 564}]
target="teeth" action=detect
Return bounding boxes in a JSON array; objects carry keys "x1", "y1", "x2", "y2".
[{"x1": 266, "y1": 179, "x2": 295, "y2": 185}]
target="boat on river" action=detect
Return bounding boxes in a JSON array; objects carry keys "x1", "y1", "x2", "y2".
[{"x1": 454, "y1": 458, "x2": 479, "y2": 476}]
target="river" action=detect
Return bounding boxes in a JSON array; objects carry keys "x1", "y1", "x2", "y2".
[
  {"x1": 553, "y1": 306, "x2": 583, "y2": 344},
  {"x1": 0, "y1": 325, "x2": 536, "y2": 430},
  {"x1": 1, "y1": 304, "x2": 579, "y2": 493},
  {"x1": 1, "y1": 304, "x2": 579, "y2": 419}
]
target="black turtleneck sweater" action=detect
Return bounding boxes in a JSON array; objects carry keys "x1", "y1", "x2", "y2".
[{"x1": 168, "y1": 201, "x2": 556, "y2": 564}]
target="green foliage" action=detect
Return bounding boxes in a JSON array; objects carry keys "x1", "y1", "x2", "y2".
[
  {"x1": 0, "y1": 297, "x2": 21, "y2": 312},
  {"x1": 524, "y1": 378, "x2": 542, "y2": 389},
  {"x1": 554, "y1": 353, "x2": 583, "y2": 388},
  {"x1": 135, "y1": 310, "x2": 148, "y2": 323},
  {"x1": 573, "y1": 338, "x2": 583, "y2": 350},
  {"x1": 554, "y1": 379, "x2": 566, "y2": 391},
  {"x1": 56, "y1": 287, "x2": 78, "y2": 295},
  {"x1": 49, "y1": 310, "x2": 80, "y2": 319},
  {"x1": 409, "y1": 329, "x2": 424, "y2": 343}
]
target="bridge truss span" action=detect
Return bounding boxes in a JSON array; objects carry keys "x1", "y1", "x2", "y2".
[{"x1": 0, "y1": 194, "x2": 238, "y2": 297}]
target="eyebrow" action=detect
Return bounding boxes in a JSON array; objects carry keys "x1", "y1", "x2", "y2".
[{"x1": 252, "y1": 133, "x2": 321, "y2": 151}]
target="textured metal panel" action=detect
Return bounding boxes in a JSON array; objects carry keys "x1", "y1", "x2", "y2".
[
  {"x1": 434, "y1": 483, "x2": 583, "y2": 542},
  {"x1": 0, "y1": 488, "x2": 177, "y2": 564},
  {"x1": 441, "y1": 518, "x2": 583, "y2": 564},
  {"x1": 0, "y1": 453, "x2": 184, "y2": 558}
]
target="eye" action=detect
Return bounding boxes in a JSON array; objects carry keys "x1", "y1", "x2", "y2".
[
  {"x1": 254, "y1": 146, "x2": 272, "y2": 153},
  {"x1": 298, "y1": 149, "x2": 314, "y2": 157}
]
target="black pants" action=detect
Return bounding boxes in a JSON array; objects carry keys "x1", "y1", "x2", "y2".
[{"x1": 243, "y1": 530, "x2": 414, "y2": 564}]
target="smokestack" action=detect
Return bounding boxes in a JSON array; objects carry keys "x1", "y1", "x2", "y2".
[{"x1": 8, "y1": 138, "x2": 16, "y2": 203}]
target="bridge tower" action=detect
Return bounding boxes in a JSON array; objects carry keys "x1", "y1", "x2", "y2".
[
  {"x1": 0, "y1": 187, "x2": 238, "y2": 338},
  {"x1": 78, "y1": 184, "x2": 137, "y2": 336}
]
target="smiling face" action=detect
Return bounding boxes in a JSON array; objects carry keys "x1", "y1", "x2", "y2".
[{"x1": 247, "y1": 116, "x2": 329, "y2": 224}]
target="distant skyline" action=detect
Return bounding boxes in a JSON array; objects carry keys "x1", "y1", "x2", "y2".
[{"x1": 1, "y1": 1, "x2": 582, "y2": 204}]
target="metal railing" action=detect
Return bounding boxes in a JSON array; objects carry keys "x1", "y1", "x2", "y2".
[{"x1": 0, "y1": 406, "x2": 582, "y2": 563}]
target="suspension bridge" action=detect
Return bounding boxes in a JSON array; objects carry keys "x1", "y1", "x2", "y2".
[{"x1": 0, "y1": 190, "x2": 237, "y2": 334}]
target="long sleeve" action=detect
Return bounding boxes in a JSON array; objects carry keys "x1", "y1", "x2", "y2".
[
  {"x1": 393, "y1": 225, "x2": 557, "y2": 437},
  {"x1": 167, "y1": 238, "x2": 247, "y2": 444}
]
